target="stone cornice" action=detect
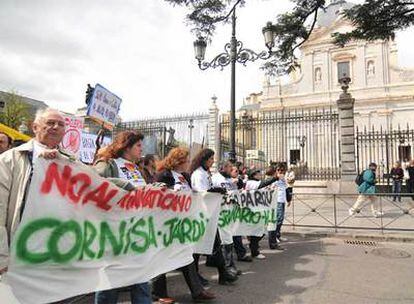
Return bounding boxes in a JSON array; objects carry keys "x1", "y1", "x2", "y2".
[{"x1": 262, "y1": 83, "x2": 414, "y2": 101}]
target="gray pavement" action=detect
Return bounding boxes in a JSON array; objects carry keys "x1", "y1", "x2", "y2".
[{"x1": 74, "y1": 235, "x2": 414, "y2": 304}]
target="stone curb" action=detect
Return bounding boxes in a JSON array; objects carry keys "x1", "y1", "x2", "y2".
[{"x1": 283, "y1": 229, "x2": 414, "y2": 243}]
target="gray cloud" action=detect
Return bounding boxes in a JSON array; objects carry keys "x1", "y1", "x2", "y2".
[{"x1": 0, "y1": 0, "x2": 412, "y2": 121}]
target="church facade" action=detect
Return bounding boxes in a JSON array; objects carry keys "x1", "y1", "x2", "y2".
[
  {"x1": 244, "y1": 0, "x2": 414, "y2": 129},
  {"x1": 219, "y1": 0, "x2": 414, "y2": 179}
]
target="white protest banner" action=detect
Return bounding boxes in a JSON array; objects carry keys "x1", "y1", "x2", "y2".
[
  {"x1": 3, "y1": 158, "x2": 220, "y2": 304},
  {"x1": 0, "y1": 282, "x2": 21, "y2": 304},
  {"x1": 79, "y1": 131, "x2": 111, "y2": 164},
  {"x1": 86, "y1": 83, "x2": 121, "y2": 128},
  {"x1": 60, "y1": 115, "x2": 84, "y2": 158},
  {"x1": 192, "y1": 195, "x2": 221, "y2": 255},
  {"x1": 218, "y1": 189, "x2": 277, "y2": 244}
]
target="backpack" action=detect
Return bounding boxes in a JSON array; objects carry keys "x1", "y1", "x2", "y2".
[{"x1": 355, "y1": 170, "x2": 366, "y2": 186}]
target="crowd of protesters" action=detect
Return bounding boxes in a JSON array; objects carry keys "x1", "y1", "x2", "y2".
[
  {"x1": 0, "y1": 108, "x2": 297, "y2": 304},
  {"x1": 1, "y1": 108, "x2": 414, "y2": 303}
]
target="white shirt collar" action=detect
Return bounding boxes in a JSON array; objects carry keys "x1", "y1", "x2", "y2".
[{"x1": 33, "y1": 140, "x2": 55, "y2": 159}]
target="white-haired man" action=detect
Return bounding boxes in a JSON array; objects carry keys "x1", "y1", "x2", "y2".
[{"x1": 0, "y1": 108, "x2": 68, "y2": 274}]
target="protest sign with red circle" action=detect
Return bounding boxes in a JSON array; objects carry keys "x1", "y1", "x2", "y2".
[{"x1": 60, "y1": 115, "x2": 84, "y2": 157}]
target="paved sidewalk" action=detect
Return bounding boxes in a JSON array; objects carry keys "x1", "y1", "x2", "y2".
[{"x1": 75, "y1": 235, "x2": 414, "y2": 304}]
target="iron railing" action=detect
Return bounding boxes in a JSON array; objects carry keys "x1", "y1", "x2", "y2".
[
  {"x1": 114, "y1": 113, "x2": 209, "y2": 157},
  {"x1": 220, "y1": 107, "x2": 341, "y2": 180},
  {"x1": 220, "y1": 107, "x2": 414, "y2": 184},
  {"x1": 356, "y1": 124, "x2": 414, "y2": 185},
  {"x1": 285, "y1": 192, "x2": 414, "y2": 233}
]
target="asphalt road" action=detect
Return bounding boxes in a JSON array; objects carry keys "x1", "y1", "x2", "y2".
[{"x1": 75, "y1": 235, "x2": 414, "y2": 304}]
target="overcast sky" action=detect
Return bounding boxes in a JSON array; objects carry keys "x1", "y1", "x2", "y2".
[{"x1": 0, "y1": 0, "x2": 413, "y2": 121}]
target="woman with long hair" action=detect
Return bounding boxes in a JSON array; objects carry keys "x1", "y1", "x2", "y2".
[
  {"x1": 190, "y1": 148, "x2": 238, "y2": 285},
  {"x1": 93, "y1": 131, "x2": 151, "y2": 304},
  {"x1": 152, "y1": 147, "x2": 215, "y2": 303},
  {"x1": 142, "y1": 154, "x2": 157, "y2": 183}
]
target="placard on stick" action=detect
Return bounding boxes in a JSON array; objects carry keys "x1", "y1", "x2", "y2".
[{"x1": 86, "y1": 83, "x2": 122, "y2": 130}]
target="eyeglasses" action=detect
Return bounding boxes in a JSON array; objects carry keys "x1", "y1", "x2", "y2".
[{"x1": 45, "y1": 120, "x2": 65, "y2": 128}]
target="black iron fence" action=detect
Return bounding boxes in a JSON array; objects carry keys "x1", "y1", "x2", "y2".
[
  {"x1": 114, "y1": 113, "x2": 209, "y2": 158},
  {"x1": 115, "y1": 122, "x2": 169, "y2": 158},
  {"x1": 220, "y1": 108, "x2": 414, "y2": 184},
  {"x1": 356, "y1": 125, "x2": 414, "y2": 186},
  {"x1": 220, "y1": 107, "x2": 340, "y2": 180}
]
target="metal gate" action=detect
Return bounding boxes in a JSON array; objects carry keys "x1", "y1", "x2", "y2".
[
  {"x1": 220, "y1": 107, "x2": 340, "y2": 180},
  {"x1": 356, "y1": 124, "x2": 414, "y2": 185}
]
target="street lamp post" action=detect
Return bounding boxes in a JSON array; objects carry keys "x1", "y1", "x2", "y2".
[{"x1": 193, "y1": 6, "x2": 276, "y2": 162}]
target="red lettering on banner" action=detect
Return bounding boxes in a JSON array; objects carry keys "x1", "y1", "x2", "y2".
[
  {"x1": 40, "y1": 162, "x2": 119, "y2": 211},
  {"x1": 82, "y1": 182, "x2": 118, "y2": 211},
  {"x1": 40, "y1": 162, "x2": 72, "y2": 196},
  {"x1": 116, "y1": 186, "x2": 192, "y2": 213},
  {"x1": 67, "y1": 173, "x2": 91, "y2": 203}
]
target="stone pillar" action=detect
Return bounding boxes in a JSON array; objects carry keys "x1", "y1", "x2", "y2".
[
  {"x1": 337, "y1": 78, "x2": 357, "y2": 181},
  {"x1": 208, "y1": 96, "x2": 220, "y2": 172}
]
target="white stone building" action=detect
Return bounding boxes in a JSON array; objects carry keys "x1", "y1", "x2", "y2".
[
  {"x1": 215, "y1": 0, "x2": 414, "y2": 178},
  {"x1": 241, "y1": 0, "x2": 414, "y2": 130}
]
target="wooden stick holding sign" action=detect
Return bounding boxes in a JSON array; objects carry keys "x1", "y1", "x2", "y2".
[{"x1": 93, "y1": 123, "x2": 106, "y2": 164}]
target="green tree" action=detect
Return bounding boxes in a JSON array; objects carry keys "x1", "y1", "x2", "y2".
[
  {"x1": 164, "y1": 0, "x2": 414, "y2": 74},
  {"x1": 0, "y1": 91, "x2": 30, "y2": 130}
]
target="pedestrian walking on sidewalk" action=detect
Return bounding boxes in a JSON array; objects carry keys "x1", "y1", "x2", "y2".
[
  {"x1": 407, "y1": 160, "x2": 414, "y2": 201},
  {"x1": 349, "y1": 162, "x2": 383, "y2": 217},
  {"x1": 390, "y1": 161, "x2": 404, "y2": 202}
]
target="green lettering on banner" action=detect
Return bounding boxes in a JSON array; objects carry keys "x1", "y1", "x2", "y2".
[
  {"x1": 16, "y1": 218, "x2": 61, "y2": 264},
  {"x1": 218, "y1": 204, "x2": 274, "y2": 228},
  {"x1": 251, "y1": 211, "x2": 261, "y2": 224},
  {"x1": 80, "y1": 220, "x2": 97, "y2": 260},
  {"x1": 181, "y1": 218, "x2": 192, "y2": 243},
  {"x1": 97, "y1": 221, "x2": 126, "y2": 258},
  {"x1": 163, "y1": 214, "x2": 207, "y2": 247},
  {"x1": 241, "y1": 207, "x2": 251, "y2": 223},
  {"x1": 163, "y1": 218, "x2": 178, "y2": 247},
  {"x1": 48, "y1": 220, "x2": 83, "y2": 263},
  {"x1": 130, "y1": 218, "x2": 152, "y2": 253},
  {"x1": 15, "y1": 214, "x2": 207, "y2": 265}
]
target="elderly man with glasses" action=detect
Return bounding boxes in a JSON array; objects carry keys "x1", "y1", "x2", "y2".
[{"x1": 0, "y1": 108, "x2": 70, "y2": 276}]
